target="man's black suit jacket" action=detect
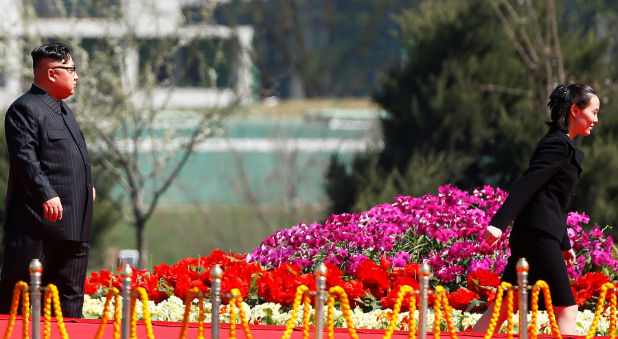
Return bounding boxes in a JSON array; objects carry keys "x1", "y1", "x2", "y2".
[
  {"x1": 490, "y1": 125, "x2": 583, "y2": 250},
  {"x1": 4, "y1": 84, "x2": 93, "y2": 241}
]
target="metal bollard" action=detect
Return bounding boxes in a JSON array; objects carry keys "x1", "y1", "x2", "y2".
[
  {"x1": 517, "y1": 258, "x2": 529, "y2": 339},
  {"x1": 30, "y1": 259, "x2": 43, "y2": 339},
  {"x1": 121, "y1": 264, "x2": 132, "y2": 339},
  {"x1": 314, "y1": 264, "x2": 327, "y2": 339},
  {"x1": 418, "y1": 263, "x2": 431, "y2": 339},
  {"x1": 211, "y1": 264, "x2": 223, "y2": 339}
]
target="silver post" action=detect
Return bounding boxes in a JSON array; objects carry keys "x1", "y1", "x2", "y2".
[
  {"x1": 418, "y1": 263, "x2": 431, "y2": 339},
  {"x1": 29, "y1": 259, "x2": 42, "y2": 339},
  {"x1": 121, "y1": 264, "x2": 132, "y2": 339},
  {"x1": 211, "y1": 264, "x2": 223, "y2": 339},
  {"x1": 517, "y1": 258, "x2": 529, "y2": 339},
  {"x1": 314, "y1": 263, "x2": 327, "y2": 339}
]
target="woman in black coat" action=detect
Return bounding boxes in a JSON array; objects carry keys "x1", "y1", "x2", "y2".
[{"x1": 472, "y1": 83, "x2": 600, "y2": 335}]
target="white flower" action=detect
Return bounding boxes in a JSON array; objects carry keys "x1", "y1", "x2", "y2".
[{"x1": 82, "y1": 296, "x2": 605, "y2": 335}]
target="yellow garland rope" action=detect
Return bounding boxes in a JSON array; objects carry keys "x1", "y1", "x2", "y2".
[
  {"x1": 529, "y1": 280, "x2": 561, "y2": 339},
  {"x1": 407, "y1": 296, "x2": 417, "y2": 339},
  {"x1": 42, "y1": 284, "x2": 69, "y2": 339},
  {"x1": 609, "y1": 288, "x2": 617, "y2": 339},
  {"x1": 128, "y1": 287, "x2": 155, "y2": 339},
  {"x1": 113, "y1": 291, "x2": 122, "y2": 339},
  {"x1": 233, "y1": 289, "x2": 254, "y2": 339},
  {"x1": 585, "y1": 282, "x2": 616, "y2": 339},
  {"x1": 432, "y1": 286, "x2": 458, "y2": 339},
  {"x1": 504, "y1": 288, "x2": 515, "y2": 339},
  {"x1": 130, "y1": 292, "x2": 137, "y2": 339},
  {"x1": 43, "y1": 287, "x2": 52, "y2": 339},
  {"x1": 228, "y1": 289, "x2": 254, "y2": 339},
  {"x1": 301, "y1": 294, "x2": 311, "y2": 339},
  {"x1": 178, "y1": 287, "x2": 200, "y2": 339},
  {"x1": 3, "y1": 281, "x2": 29, "y2": 339},
  {"x1": 608, "y1": 288, "x2": 617, "y2": 339},
  {"x1": 326, "y1": 286, "x2": 358, "y2": 339},
  {"x1": 530, "y1": 285, "x2": 541, "y2": 339},
  {"x1": 433, "y1": 289, "x2": 441, "y2": 339},
  {"x1": 281, "y1": 285, "x2": 310, "y2": 339},
  {"x1": 93, "y1": 287, "x2": 121, "y2": 339},
  {"x1": 483, "y1": 281, "x2": 511, "y2": 339},
  {"x1": 383, "y1": 285, "x2": 416, "y2": 339},
  {"x1": 229, "y1": 294, "x2": 237, "y2": 339},
  {"x1": 197, "y1": 295, "x2": 205, "y2": 339},
  {"x1": 94, "y1": 287, "x2": 122, "y2": 339}
]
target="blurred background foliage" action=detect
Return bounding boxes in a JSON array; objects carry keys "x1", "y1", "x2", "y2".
[
  {"x1": 324, "y1": 0, "x2": 618, "y2": 234},
  {"x1": 0, "y1": 0, "x2": 615, "y2": 268}
]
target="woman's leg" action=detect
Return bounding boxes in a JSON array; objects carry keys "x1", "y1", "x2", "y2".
[
  {"x1": 471, "y1": 301, "x2": 513, "y2": 333},
  {"x1": 554, "y1": 305, "x2": 578, "y2": 335}
]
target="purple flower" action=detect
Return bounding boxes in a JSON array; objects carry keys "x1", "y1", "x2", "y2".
[{"x1": 249, "y1": 184, "x2": 613, "y2": 290}]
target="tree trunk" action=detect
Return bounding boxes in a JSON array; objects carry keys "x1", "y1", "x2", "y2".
[{"x1": 136, "y1": 218, "x2": 147, "y2": 269}]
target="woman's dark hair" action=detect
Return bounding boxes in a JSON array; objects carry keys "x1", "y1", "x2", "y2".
[
  {"x1": 31, "y1": 43, "x2": 72, "y2": 69},
  {"x1": 547, "y1": 83, "x2": 597, "y2": 132}
]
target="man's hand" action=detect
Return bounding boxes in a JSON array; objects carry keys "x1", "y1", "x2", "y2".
[
  {"x1": 482, "y1": 225, "x2": 503, "y2": 247},
  {"x1": 43, "y1": 196, "x2": 63, "y2": 222},
  {"x1": 563, "y1": 249, "x2": 577, "y2": 267}
]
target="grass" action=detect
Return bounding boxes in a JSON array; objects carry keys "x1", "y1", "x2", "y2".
[
  {"x1": 90, "y1": 203, "x2": 328, "y2": 271},
  {"x1": 241, "y1": 97, "x2": 381, "y2": 117}
]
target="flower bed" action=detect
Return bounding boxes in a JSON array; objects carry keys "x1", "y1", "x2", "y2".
[
  {"x1": 82, "y1": 295, "x2": 618, "y2": 336},
  {"x1": 84, "y1": 185, "x2": 618, "y2": 332}
]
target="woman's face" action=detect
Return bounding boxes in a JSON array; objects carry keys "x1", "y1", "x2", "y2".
[{"x1": 569, "y1": 94, "x2": 600, "y2": 138}]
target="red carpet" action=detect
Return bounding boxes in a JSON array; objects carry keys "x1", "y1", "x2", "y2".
[{"x1": 0, "y1": 315, "x2": 595, "y2": 339}]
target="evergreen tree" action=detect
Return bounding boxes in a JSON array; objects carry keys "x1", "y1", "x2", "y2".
[
  {"x1": 326, "y1": 0, "x2": 618, "y2": 229},
  {"x1": 217, "y1": 0, "x2": 410, "y2": 98}
]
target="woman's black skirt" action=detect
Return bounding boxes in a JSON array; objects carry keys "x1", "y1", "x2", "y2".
[{"x1": 501, "y1": 227, "x2": 576, "y2": 309}]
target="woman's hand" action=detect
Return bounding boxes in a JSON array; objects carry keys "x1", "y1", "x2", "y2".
[
  {"x1": 482, "y1": 225, "x2": 503, "y2": 247},
  {"x1": 563, "y1": 249, "x2": 577, "y2": 267}
]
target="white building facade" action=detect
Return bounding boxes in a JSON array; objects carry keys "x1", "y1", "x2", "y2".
[{"x1": 0, "y1": 0, "x2": 254, "y2": 108}]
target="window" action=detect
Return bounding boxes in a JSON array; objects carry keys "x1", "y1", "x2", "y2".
[
  {"x1": 32, "y1": 0, "x2": 121, "y2": 18},
  {"x1": 138, "y1": 38, "x2": 236, "y2": 88}
]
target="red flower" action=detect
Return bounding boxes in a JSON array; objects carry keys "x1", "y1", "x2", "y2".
[
  {"x1": 319, "y1": 263, "x2": 366, "y2": 307},
  {"x1": 324, "y1": 263, "x2": 346, "y2": 288},
  {"x1": 355, "y1": 259, "x2": 390, "y2": 298},
  {"x1": 256, "y1": 263, "x2": 309, "y2": 306},
  {"x1": 467, "y1": 269, "x2": 500, "y2": 299},
  {"x1": 448, "y1": 288, "x2": 481, "y2": 312},
  {"x1": 84, "y1": 269, "x2": 119, "y2": 295},
  {"x1": 571, "y1": 272, "x2": 611, "y2": 306},
  {"x1": 380, "y1": 287, "x2": 415, "y2": 312},
  {"x1": 173, "y1": 279, "x2": 192, "y2": 301},
  {"x1": 380, "y1": 256, "x2": 391, "y2": 271},
  {"x1": 340, "y1": 280, "x2": 366, "y2": 307}
]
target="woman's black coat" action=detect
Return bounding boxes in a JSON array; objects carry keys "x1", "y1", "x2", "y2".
[{"x1": 490, "y1": 125, "x2": 584, "y2": 250}]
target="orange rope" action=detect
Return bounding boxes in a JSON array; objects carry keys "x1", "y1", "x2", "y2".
[
  {"x1": 93, "y1": 288, "x2": 121, "y2": 339},
  {"x1": 326, "y1": 286, "x2": 358, "y2": 339},
  {"x1": 504, "y1": 288, "x2": 515, "y2": 339},
  {"x1": 229, "y1": 288, "x2": 254, "y2": 339},
  {"x1": 2, "y1": 281, "x2": 29, "y2": 339},
  {"x1": 42, "y1": 284, "x2": 69, "y2": 339},
  {"x1": 281, "y1": 285, "x2": 309, "y2": 339},
  {"x1": 383, "y1": 285, "x2": 416, "y2": 339},
  {"x1": 178, "y1": 287, "x2": 200, "y2": 339},
  {"x1": 197, "y1": 295, "x2": 205, "y2": 339},
  {"x1": 301, "y1": 294, "x2": 311, "y2": 339},
  {"x1": 483, "y1": 281, "x2": 511, "y2": 339},
  {"x1": 585, "y1": 282, "x2": 616, "y2": 339},
  {"x1": 433, "y1": 286, "x2": 459, "y2": 339}
]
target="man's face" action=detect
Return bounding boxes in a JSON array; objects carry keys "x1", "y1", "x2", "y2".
[{"x1": 44, "y1": 55, "x2": 78, "y2": 100}]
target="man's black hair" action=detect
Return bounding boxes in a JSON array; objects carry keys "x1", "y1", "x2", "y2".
[{"x1": 31, "y1": 43, "x2": 72, "y2": 69}]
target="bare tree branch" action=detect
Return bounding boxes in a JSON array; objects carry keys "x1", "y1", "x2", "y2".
[{"x1": 488, "y1": 0, "x2": 536, "y2": 70}]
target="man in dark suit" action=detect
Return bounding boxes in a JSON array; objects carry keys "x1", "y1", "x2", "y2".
[{"x1": 0, "y1": 43, "x2": 95, "y2": 318}]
